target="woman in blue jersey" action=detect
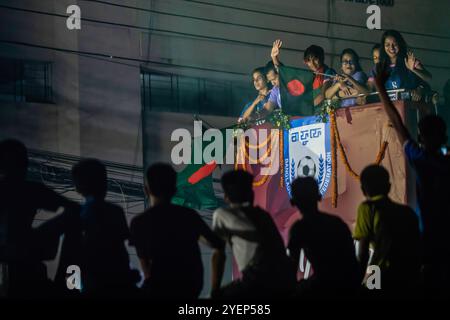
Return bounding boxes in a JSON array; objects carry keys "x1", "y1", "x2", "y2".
[
  {"x1": 238, "y1": 67, "x2": 272, "y2": 122},
  {"x1": 368, "y1": 30, "x2": 432, "y2": 101},
  {"x1": 325, "y1": 48, "x2": 369, "y2": 107}
]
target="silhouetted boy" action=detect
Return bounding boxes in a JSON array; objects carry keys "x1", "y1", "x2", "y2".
[
  {"x1": 0, "y1": 139, "x2": 78, "y2": 298},
  {"x1": 55, "y1": 159, "x2": 138, "y2": 297},
  {"x1": 130, "y1": 163, "x2": 225, "y2": 299},
  {"x1": 211, "y1": 170, "x2": 295, "y2": 299},
  {"x1": 288, "y1": 177, "x2": 360, "y2": 296},
  {"x1": 354, "y1": 165, "x2": 421, "y2": 292},
  {"x1": 375, "y1": 68, "x2": 450, "y2": 291}
]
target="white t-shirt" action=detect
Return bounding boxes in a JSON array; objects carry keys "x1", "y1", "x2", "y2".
[{"x1": 212, "y1": 205, "x2": 260, "y2": 272}]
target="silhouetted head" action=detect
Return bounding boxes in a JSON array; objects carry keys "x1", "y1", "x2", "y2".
[
  {"x1": 145, "y1": 163, "x2": 177, "y2": 202},
  {"x1": 360, "y1": 165, "x2": 390, "y2": 198},
  {"x1": 290, "y1": 177, "x2": 321, "y2": 215},
  {"x1": 304, "y1": 45, "x2": 325, "y2": 72},
  {"x1": 72, "y1": 159, "x2": 107, "y2": 199},
  {"x1": 0, "y1": 139, "x2": 28, "y2": 181},
  {"x1": 221, "y1": 170, "x2": 254, "y2": 205},
  {"x1": 418, "y1": 115, "x2": 447, "y2": 152}
]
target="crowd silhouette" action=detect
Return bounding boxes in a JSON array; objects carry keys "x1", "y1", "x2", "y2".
[
  {"x1": 1, "y1": 122, "x2": 449, "y2": 299},
  {"x1": 1, "y1": 106, "x2": 448, "y2": 299}
]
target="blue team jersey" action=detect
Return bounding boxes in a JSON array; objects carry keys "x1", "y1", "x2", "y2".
[
  {"x1": 239, "y1": 92, "x2": 271, "y2": 117},
  {"x1": 369, "y1": 63, "x2": 422, "y2": 90}
]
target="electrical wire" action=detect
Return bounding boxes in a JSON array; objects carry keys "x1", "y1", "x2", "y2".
[{"x1": 1, "y1": 4, "x2": 450, "y2": 66}]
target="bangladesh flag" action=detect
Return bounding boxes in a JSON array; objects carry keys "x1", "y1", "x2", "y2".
[
  {"x1": 171, "y1": 126, "x2": 231, "y2": 210},
  {"x1": 171, "y1": 159, "x2": 219, "y2": 210},
  {"x1": 279, "y1": 66, "x2": 315, "y2": 116}
]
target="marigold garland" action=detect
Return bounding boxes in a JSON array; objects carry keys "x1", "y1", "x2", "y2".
[
  {"x1": 374, "y1": 141, "x2": 389, "y2": 164},
  {"x1": 235, "y1": 132, "x2": 275, "y2": 188},
  {"x1": 232, "y1": 110, "x2": 290, "y2": 188},
  {"x1": 245, "y1": 132, "x2": 271, "y2": 149},
  {"x1": 252, "y1": 173, "x2": 270, "y2": 187},
  {"x1": 235, "y1": 106, "x2": 391, "y2": 203},
  {"x1": 327, "y1": 110, "x2": 391, "y2": 208},
  {"x1": 243, "y1": 138, "x2": 272, "y2": 163},
  {"x1": 330, "y1": 111, "x2": 358, "y2": 180},
  {"x1": 234, "y1": 138, "x2": 243, "y2": 171},
  {"x1": 330, "y1": 111, "x2": 390, "y2": 181},
  {"x1": 241, "y1": 132, "x2": 277, "y2": 164}
]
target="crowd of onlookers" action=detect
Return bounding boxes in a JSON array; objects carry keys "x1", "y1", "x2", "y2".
[{"x1": 1, "y1": 29, "x2": 449, "y2": 300}]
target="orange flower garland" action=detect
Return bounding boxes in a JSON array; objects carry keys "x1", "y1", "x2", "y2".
[
  {"x1": 374, "y1": 141, "x2": 389, "y2": 164},
  {"x1": 330, "y1": 111, "x2": 390, "y2": 181},
  {"x1": 235, "y1": 132, "x2": 275, "y2": 188},
  {"x1": 328, "y1": 110, "x2": 390, "y2": 208}
]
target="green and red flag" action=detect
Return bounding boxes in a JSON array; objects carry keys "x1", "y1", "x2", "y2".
[
  {"x1": 171, "y1": 160, "x2": 219, "y2": 210},
  {"x1": 279, "y1": 66, "x2": 315, "y2": 116},
  {"x1": 171, "y1": 126, "x2": 231, "y2": 210}
]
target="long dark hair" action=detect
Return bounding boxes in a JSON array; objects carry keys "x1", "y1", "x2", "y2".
[
  {"x1": 340, "y1": 48, "x2": 362, "y2": 72},
  {"x1": 252, "y1": 67, "x2": 267, "y2": 80},
  {"x1": 251, "y1": 66, "x2": 272, "y2": 90},
  {"x1": 379, "y1": 30, "x2": 408, "y2": 68}
]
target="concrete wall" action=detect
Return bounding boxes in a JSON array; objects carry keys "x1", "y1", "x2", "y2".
[{"x1": 1, "y1": 0, "x2": 449, "y2": 159}]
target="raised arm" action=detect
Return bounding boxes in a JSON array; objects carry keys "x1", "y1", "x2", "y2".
[
  {"x1": 32, "y1": 188, "x2": 81, "y2": 260},
  {"x1": 405, "y1": 51, "x2": 432, "y2": 83},
  {"x1": 271, "y1": 39, "x2": 282, "y2": 70},
  {"x1": 374, "y1": 65, "x2": 411, "y2": 145}
]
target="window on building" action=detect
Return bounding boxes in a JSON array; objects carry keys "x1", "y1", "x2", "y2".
[
  {"x1": 0, "y1": 58, "x2": 53, "y2": 103},
  {"x1": 140, "y1": 70, "x2": 253, "y2": 117}
]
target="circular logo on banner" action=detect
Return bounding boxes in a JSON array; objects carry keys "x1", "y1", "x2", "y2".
[
  {"x1": 287, "y1": 79, "x2": 305, "y2": 96},
  {"x1": 297, "y1": 156, "x2": 317, "y2": 177}
]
